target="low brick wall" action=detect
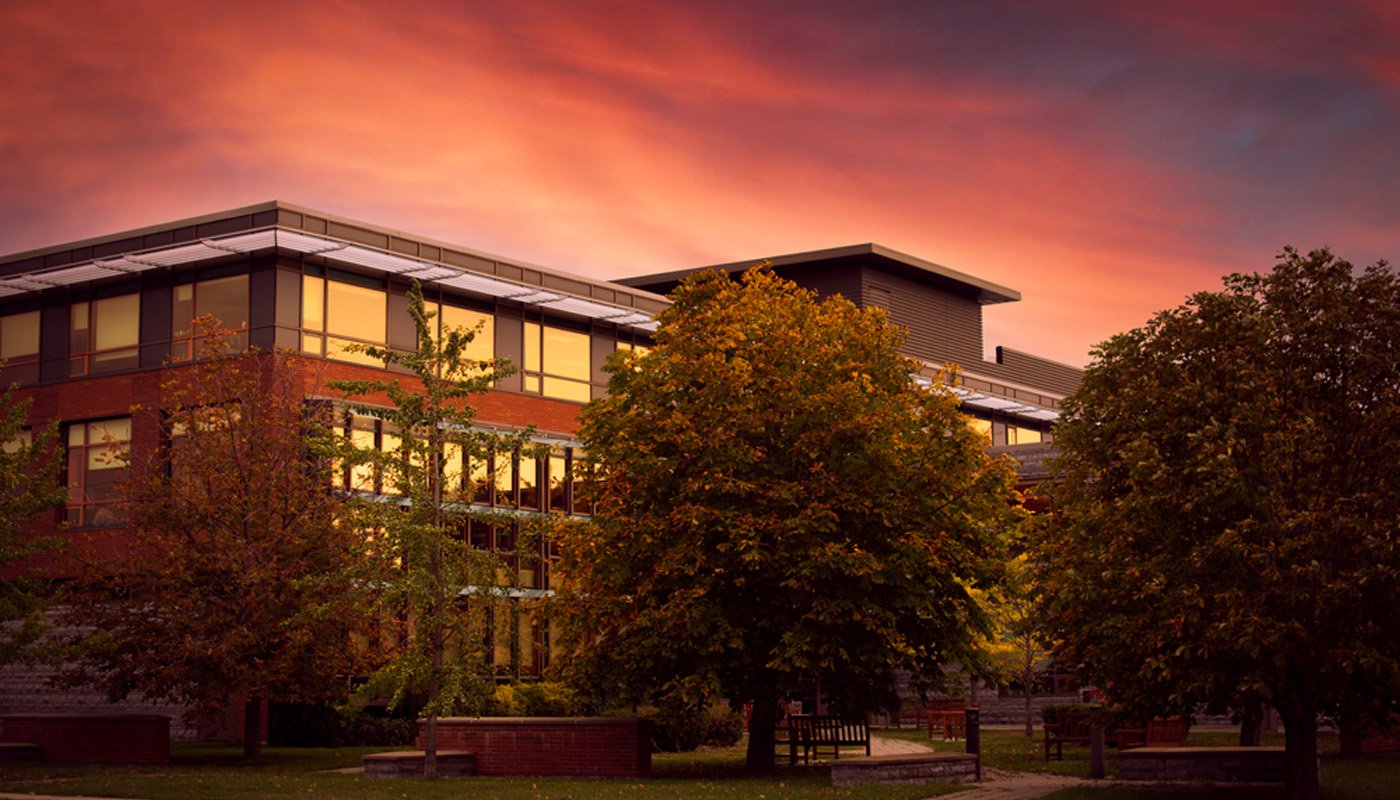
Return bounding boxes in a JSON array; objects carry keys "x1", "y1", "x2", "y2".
[
  {"x1": 1, "y1": 713, "x2": 170, "y2": 765},
  {"x1": 363, "y1": 749, "x2": 475, "y2": 778},
  {"x1": 1119, "y1": 746, "x2": 1286, "y2": 782},
  {"x1": 830, "y1": 753, "x2": 979, "y2": 786},
  {"x1": 419, "y1": 717, "x2": 650, "y2": 777}
]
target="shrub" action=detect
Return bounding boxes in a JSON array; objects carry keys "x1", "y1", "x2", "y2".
[
  {"x1": 1041, "y1": 703, "x2": 1095, "y2": 725},
  {"x1": 642, "y1": 702, "x2": 744, "y2": 752},
  {"x1": 486, "y1": 682, "x2": 580, "y2": 717}
]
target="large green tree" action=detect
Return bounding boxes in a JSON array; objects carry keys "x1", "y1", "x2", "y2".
[
  {"x1": 1037, "y1": 247, "x2": 1400, "y2": 800},
  {"x1": 0, "y1": 384, "x2": 66, "y2": 664},
  {"x1": 330, "y1": 282, "x2": 531, "y2": 778},
  {"x1": 61, "y1": 325, "x2": 372, "y2": 759},
  {"x1": 556, "y1": 267, "x2": 1022, "y2": 771}
]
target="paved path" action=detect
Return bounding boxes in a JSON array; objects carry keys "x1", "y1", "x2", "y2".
[{"x1": 871, "y1": 736, "x2": 1119, "y2": 799}]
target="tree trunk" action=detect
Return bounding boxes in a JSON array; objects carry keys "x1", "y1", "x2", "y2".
[
  {"x1": 1240, "y1": 695, "x2": 1263, "y2": 747},
  {"x1": 1279, "y1": 690, "x2": 1320, "y2": 800},
  {"x1": 242, "y1": 696, "x2": 263, "y2": 760},
  {"x1": 745, "y1": 679, "x2": 780, "y2": 772},
  {"x1": 1023, "y1": 642, "x2": 1034, "y2": 737}
]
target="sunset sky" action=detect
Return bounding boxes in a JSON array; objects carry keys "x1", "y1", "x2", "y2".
[{"x1": 2, "y1": 0, "x2": 1396, "y2": 366}]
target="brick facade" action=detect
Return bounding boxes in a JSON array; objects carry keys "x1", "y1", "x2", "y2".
[
  {"x1": 418, "y1": 717, "x2": 651, "y2": 777},
  {"x1": 0, "y1": 713, "x2": 170, "y2": 764}
]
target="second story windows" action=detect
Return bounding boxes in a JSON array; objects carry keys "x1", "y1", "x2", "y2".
[
  {"x1": 0, "y1": 310, "x2": 40, "y2": 386},
  {"x1": 70, "y1": 294, "x2": 140, "y2": 377},
  {"x1": 172, "y1": 274, "x2": 249, "y2": 359},
  {"x1": 523, "y1": 322, "x2": 591, "y2": 403},
  {"x1": 301, "y1": 273, "x2": 388, "y2": 367}
]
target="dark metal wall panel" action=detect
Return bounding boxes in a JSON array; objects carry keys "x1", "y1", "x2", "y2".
[
  {"x1": 992, "y1": 347, "x2": 1082, "y2": 396},
  {"x1": 775, "y1": 264, "x2": 862, "y2": 304},
  {"x1": 139, "y1": 284, "x2": 172, "y2": 368},
  {"x1": 862, "y1": 267, "x2": 983, "y2": 367}
]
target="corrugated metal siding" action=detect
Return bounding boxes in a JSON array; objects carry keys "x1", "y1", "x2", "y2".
[
  {"x1": 775, "y1": 264, "x2": 862, "y2": 304},
  {"x1": 862, "y1": 267, "x2": 983, "y2": 367},
  {"x1": 992, "y1": 347, "x2": 1082, "y2": 396}
]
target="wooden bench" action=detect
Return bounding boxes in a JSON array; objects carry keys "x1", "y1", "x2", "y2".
[
  {"x1": 1043, "y1": 711, "x2": 1094, "y2": 761},
  {"x1": 926, "y1": 699, "x2": 973, "y2": 740},
  {"x1": 776, "y1": 715, "x2": 871, "y2": 765},
  {"x1": 1118, "y1": 717, "x2": 1189, "y2": 750}
]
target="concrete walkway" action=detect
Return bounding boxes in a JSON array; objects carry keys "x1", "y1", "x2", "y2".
[{"x1": 870, "y1": 735, "x2": 1120, "y2": 799}]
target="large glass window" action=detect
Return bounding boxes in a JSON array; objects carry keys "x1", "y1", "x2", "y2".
[
  {"x1": 966, "y1": 416, "x2": 992, "y2": 444},
  {"x1": 172, "y1": 274, "x2": 249, "y2": 359},
  {"x1": 1006, "y1": 425, "x2": 1042, "y2": 445},
  {"x1": 66, "y1": 417, "x2": 130, "y2": 527},
  {"x1": 437, "y1": 303, "x2": 494, "y2": 365},
  {"x1": 70, "y1": 294, "x2": 140, "y2": 376},
  {"x1": 0, "y1": 310, "x2": 40, "y2": 386},
  {"x1": 301, "y1": 275, "x2": 388, "y2": 366},
  {"x1": 523, "y1": 322, "x2": 591, "y2": 402}
]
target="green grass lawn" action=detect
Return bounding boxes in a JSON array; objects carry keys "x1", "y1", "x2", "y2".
[
  {"x1": 2, "y1": 731, "x2": 1396, "y2": 800},
  {"x1": 0, "y1": 740, "x2": 966, "y2": 800}
]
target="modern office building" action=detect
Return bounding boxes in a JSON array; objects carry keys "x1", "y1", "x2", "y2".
[{"x1": 0, "y1": 202, "x2": 1078, "y2": 726}]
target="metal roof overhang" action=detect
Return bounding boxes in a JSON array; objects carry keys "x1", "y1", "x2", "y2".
[{"x1": 0, "y1": 227, "x2": 659, "y2": 332}]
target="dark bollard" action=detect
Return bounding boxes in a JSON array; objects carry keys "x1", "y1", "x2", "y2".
[
  {"x1": 1090, "y1": 725, "x2": 1105, "y2": 779},
  {"x1": 965, "y1": 707, "x2": 981, "y2": 781}
]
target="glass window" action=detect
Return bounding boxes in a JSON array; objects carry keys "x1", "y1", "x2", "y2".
[
  {"x1": 1007, "y1": 425, "x2": 1043, "y2": 445},
  {"x1": 172, "y1": 274, "x2": 249, "y2": 359},
  {"x1": 71, "y1": 294, "x2": 140, "y2": 376},
  {"x1": 967, "y1": 416, "x2": 992, "y2": 444},
  {"x1": 548, "y1": 448, "x2": 568, "y2": 512},
  {"x1": 66, "y1": 417, "x2": 131, "y2": 527},
  {"x1": 2, "y1": 429, "x2": 32, "y2": 455},
  {"x1": 523, "y1": 322, "x2": 591, "y2": 402},
  {"x1": 0, "y1": 310, "x2": 40, "y2": 385},
  {"x1": 439, "y1": 304, "x2": 494, "y2": 365},
  {"x1": 518, "y1": 453, "x2": 538, "y2": 510},
  {"x1": 302, "y1": 275, "x2": 387, "y2": 366}
]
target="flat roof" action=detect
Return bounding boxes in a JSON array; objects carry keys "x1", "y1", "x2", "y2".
[
  {"x1": 617, "y1": 242, "x2": 1021, "y2": 305},
  {"x1": 0, "y1": 201, "x2": 668, "y2": 327}
]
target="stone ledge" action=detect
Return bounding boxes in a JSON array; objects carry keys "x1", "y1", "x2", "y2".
[
  {"x1": 363, "y1": 750, "x2": 476, "y2": 778},
  {"x1": 830, "y1": 753, "x2": 979, "y2": 786},
  {"x1": 1119, "y1": 746, "x2": 1287, "y2": 782}
]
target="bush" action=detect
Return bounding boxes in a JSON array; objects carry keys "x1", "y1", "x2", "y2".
[
  {"x1": 642, "y1": 702, "x2": 744, "y2": 752},
  {"x1": 267, "y1": 702, "x2": 418, "y2": 747},
  {"x1": 1040, "y1": 703, "x2": 1095, "y2": 725},
  {"x1": 486, "y1": 682, "x2": 580, "y2": 717}
]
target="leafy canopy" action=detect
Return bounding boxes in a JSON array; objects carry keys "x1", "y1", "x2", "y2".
[
  {"x1": 0, "y1": 383, "x2": 66, "y2": 664},
  {"x1": 61, "y1": 324, "x2": 372, "y2": 758},
  {"x1": 1037, "y1": 247, "x2": 1400, "y2": 800},
  {"x1": 557, "y1": 267, "x2": 1022, "y2": 770},
  {"x1": 328, "y1": 282, "x2": 534, "y2": 777}
]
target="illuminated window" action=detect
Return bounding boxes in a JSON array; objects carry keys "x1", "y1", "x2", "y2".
[
  {"x1": 966, "y1": 416, "x2": 992, "y2": 444},
  {"x1": 0, "y1": 310, "x2": 40, "y2": 386},
  {"x1": 66, "y1": 417, "x2": 131, "y2": 527},
  {"x1": 70, "y1": 294, "x2": 140, "y2": 376},
  {"x1": 301, "y1": 275, "x2": 387, "y2": 366},
  {"x1": 2, "y1": 429, "x2": 32, "y2": 455},
  {"x1": 1007, "y1": 425, "x2": 1043, "y2": 445},
  {"x1": 172, "y1": 274, "x2": 249, "y2": 360},
  {"x1": 523, "y1": 322, "x2": 591, "y2": 402}
]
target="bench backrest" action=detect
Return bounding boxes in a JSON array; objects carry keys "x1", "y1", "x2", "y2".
[
  {"x1": 1145, "y1": 717, "x2": 1188, "y2": 747},
  {"x1": 1055, "y1": 711, "x2": 1093, "y2": 737},
  {"x1": 788, "y1": 715, "x2": 869, "y2": 744}
]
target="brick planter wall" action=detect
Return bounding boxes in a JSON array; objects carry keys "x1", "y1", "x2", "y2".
[
  {"x1": 1, "y1": 713, "x2": 170, "y2": 764},
  {"x1": 1119, "y1": 746, "x2": 1287, "y2": 782},
  {"x1": 830, "y1": 753, "x2": 979, "y2": 786},
  {"x1": 418, "y1": 717, "x2": 650, "y2": 777}
]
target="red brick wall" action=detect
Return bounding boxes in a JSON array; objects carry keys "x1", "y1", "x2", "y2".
[
  {"x1": 1, "y1": 713, "x2": 170, "y2": 764},
  {"x1": 418, "y1": 717, "x2": 650, "y2": 777}
]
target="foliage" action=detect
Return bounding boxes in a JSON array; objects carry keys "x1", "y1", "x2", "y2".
[
  {"x1": 1036, "y1": 247, "x2": 1400, "y2": 800},
  {"x1": 1039, "y1": 704, "x2": 1096, "y2": 725},
  {"x1": 977, "y1": 553, "x2": 1057, "y2": 735},
  {"x1": 486, "y1": 681, "x2": 581, "y2": 717},
  {"x1": 640, "y1": 701, "x2": 746, "y2": 752},
  {"x1": 0, "y1": 383, "x2": 66, "y2": 664},
  {"x1": 556, "y1": 266, "x2": 1023, "y2": 770},
  {"x1": 59, "y1": 324, "x2": 373, "y2": 759},
  {"x1": 327, "y1": 281, "x2": 533, "y2": 777},
  {"x1": 268, "y1": 703, "x2": 417, "y2": 748}
]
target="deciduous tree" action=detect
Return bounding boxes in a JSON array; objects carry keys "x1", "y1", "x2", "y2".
[
  {"x1": 556, "y1": 267, "x2": 1022, "y2": 771},
  {"x1": 1037, "y1": 247, "x2": 1400, "y2": 800},
  {"x1": 329, "y1": 282, "x2": 531, "y2": 778},
  {"x1": 0, "y1": 384, "x2": 66, "y2": 664},
  {"x1": 61, "y1": 324, "x2": 371, "y2": 759}
]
